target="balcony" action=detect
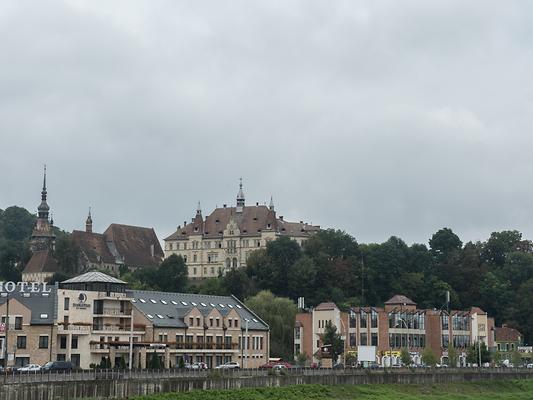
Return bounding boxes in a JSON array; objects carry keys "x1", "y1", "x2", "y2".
[
  {"x1": 58, "y1": 323, "x2": 92, "y2": 334},
  {"x1": 93, "y1": 308, "x2": 132, "y2": 317}
]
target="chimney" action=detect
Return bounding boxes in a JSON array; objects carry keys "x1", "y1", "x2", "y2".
[
  {"x1": 279, "y1": 216, "x2": 283, "y2": 221},
  {"x1": 184, "y1": 221, "x2": 186, "y2": 227},
  {"x1": 256, "y1": 202, "x2": 259, "y2": 206}
]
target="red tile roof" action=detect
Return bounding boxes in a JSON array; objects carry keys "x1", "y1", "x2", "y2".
[
  {"x1": 164, "y1": 205, "x2": 319, "y2": 241},
  {"x1": 22, "y1": 250, "x2": 59, "y2": 274},
  {"x1": 384, "y1": 295, "x2": 416, "y2": 306},
  {"x1": 315, "y1": 302, "x2": 338, "y2": 311},
  {"x1": 495, "y1": 326, "x2": 521, "y2": 342}
]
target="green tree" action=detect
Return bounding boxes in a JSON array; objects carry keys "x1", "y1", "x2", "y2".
[
  {"x1": 400, "y1": 347, "x2": 411, "y2": 366},
  {"x1": 148, "y1": 352, "x2": 162, "y2": 369},
  {"x1": 447, "y1": 344, "x2": 458, "y2": 368},
  {"x1": 245, "y1": 290, "x2": 297, "y2": 360},
  {"x1": 0, "y1": 206, "x2": 36, "y2": 241},
  {"x1": 55, "y1": 235, "x2": 80, "y2": 274},
  {"x1": 421, "y1": 347, "x2": 437, "y2": 366},
  {"x1": 287, "y1": 256, "x2": 318, "y2": 301},
  {"x1": 118, "y1": 356, "x2": 126, "y2": 370},
  {"x1": 482, "y1": 230, "x2": 522, "y2": 266},
  {"x1": 322, "y1": 321, "x2": 344, "y2": 364},
  {"x1": 221, "y1": 267, "x2": 255, "y2": 299},
  {"x1": 511, "y1": 351, "x2": 522, "y2": 367},
  {"x1": 429, "y1": 228, "x2": 462, "y2": 263},
  {"x1": 466, "y1": 342, "x2": 491, "y2": 366},
  {"x1": 157, "y1": 254, "x2": 188, "y2": 292}
]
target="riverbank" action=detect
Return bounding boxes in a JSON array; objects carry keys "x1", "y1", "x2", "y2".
[{"x1": 133, "y1": 380, "x2": 533, "y2": 400}]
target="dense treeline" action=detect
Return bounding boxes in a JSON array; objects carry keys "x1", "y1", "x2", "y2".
[
  {"x1": 1, "y1": 205, "x2": 532, "y2": 346},
  {"x1": 192, "y1": 229, "x2": 533, "y2": 346}
]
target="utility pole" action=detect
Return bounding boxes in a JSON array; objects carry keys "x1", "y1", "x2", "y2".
[
  {"x1": 4, "y1": 293, "x2": 9, "y2": 369},
  {"x1": 128, "y1": 307, "x2": 134, "y2": 370}
]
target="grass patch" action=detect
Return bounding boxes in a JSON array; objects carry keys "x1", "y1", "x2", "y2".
[{"x1": 132, "y1": 380, "x2": 533, "y2": 400}]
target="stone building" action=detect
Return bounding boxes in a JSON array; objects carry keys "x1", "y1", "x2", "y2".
[
  {"x1": 22, "y1": 166, "x2": 59, "y2": 282},
  {"x1": 71, "y1": 211, "x2": 164, "y2": 274},
  {"x1": 295, "y1": 295, "x2": 495, "y2": 367},
  {"x1": 0, "y1": 283, "x2": 57, "y2": 368},
  {"x1": 164, "y1": 181, "x2": 320, "y2": 279}
]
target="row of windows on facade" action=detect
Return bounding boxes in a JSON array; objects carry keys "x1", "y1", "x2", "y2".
[
  {"x1": 155, "y1": 333, "x2": 264, "y2": 350},
  {"x1": 188, "y1": 254, "x2": 241, "y2": 265},
  {"x1": 167, "y1": 239, "x2": 263, "y2": 252},
  {"x1": 441, "y1": 334, "x2": 471, "y2": 348},
  {"x1": 15, "y1": 335, "x2": 50, "y2": 350},
  {"x1": 441, "y1": 315, "x2": 473, "y2": 331},
  {"x1": 388, "y1": 312, "x2": 426, "y2": 330},
  {"x1": 186, "y1": 316, "x2": 241, "y2": 329},
  {"x1": 1, "y1": 316, "x2": 23, "y2": 330},
  {"x1": 497, "y1": 342, "x2": 517, "y2": 352},
  {"x1": 349, "y1": 310, "x2": 380, "y2": 329}
]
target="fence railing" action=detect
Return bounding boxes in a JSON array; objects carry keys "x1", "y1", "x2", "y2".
[{"x1": 1, "y1": 366, "x2": 532, "y2": 385}]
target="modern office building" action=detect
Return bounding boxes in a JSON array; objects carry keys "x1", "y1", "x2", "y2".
[{"x1": 295, "y1": 295, "x2": 495, "y2": 367}]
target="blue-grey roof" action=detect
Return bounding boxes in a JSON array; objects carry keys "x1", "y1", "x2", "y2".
[
  {"x1": 62, "y1": 271, "x2": 126, "y2": 284},
  {"x1": 128, "y1": 290, "x2": 268, "y2": 331},
  {"x1": 0, "y1": 284, "x2": 57, "y2": 325}
]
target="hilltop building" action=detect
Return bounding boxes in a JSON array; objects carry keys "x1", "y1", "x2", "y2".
[
  {"x1": 22, "y1": 169, "x2": 164, "y2": 282},
  {"x1": 71, "y1": 211, "x2": 163, "y2": 274},
  {"x1": 164, "y1": 181, "x2": 320, "y2": 279},
  {"x1": 22, "y1": 166, "x2": 59, "y2": 282}
]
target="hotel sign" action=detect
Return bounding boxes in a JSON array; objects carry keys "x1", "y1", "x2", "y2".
[
  {"x1": 0, "y1": 282, "x2": 52, "y2": 293},
  {"x1": 73, "y1": 293, "x2": 90, "y2": 310}
]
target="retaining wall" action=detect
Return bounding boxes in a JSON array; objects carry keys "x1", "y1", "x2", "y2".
[{"x1": 1, "y1": 369, "x2": 533, "y2": 400}]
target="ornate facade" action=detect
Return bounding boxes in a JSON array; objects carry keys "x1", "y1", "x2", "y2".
[{"x1": 164, "y1": 181, "x2": 320, "y2": 279}]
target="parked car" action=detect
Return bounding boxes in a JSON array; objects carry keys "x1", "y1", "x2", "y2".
[
  {"x1": 215, "y1": 362, "x2": 240, "y2": 369},
  {"x1": 17, "y1": 364, "x2": 41, "y2": 373},
  {"x1": 526, "y1": 364, "x2": 533, "y2": 369},
  {"x1": 189, "y1": 362, "x2": 208, "y2": 370},
  {"x1": 259, "y1": 361, "x2": 293, "y2": 369},
  {"x1": 272, "y1": 364, "x2": 287, "y2": 371},
  {"x1": 41, "y1": 361, "x2": 74, "y2": 372},
  {"x1": 332, "y1": 363, "x2": 344, "y2": 369}
]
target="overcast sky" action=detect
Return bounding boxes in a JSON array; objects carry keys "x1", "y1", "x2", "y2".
[{"x1": 1, "y1": 1, "x2": 533, "y2": 246}]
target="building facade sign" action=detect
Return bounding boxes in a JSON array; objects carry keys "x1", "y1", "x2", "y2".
[
  {"x1": 72, "y1": 293, "x2": 90, "y2": 310},
  {"x1": 0, "y1": 282, "x2": 52, "y2": 293}
]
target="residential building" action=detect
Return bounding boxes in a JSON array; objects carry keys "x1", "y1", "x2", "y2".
[
  {"x1": 164, "y1": 181, "x2": 319, "y2": 279},
  {"x1": 295, "y1": 295, "x2": 495, "y2": 367},
  {"x1": 494, "y1": 325, "x2": 522, "y2": 362}
]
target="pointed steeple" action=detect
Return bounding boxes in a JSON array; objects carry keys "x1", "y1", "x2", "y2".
[
  {"x1": 196, "y1": 201, "x2": 202, "y2": 216},
  {"x1": 86, "y1": 207, "x2": 93, "y2": 233},
  {"x1": 236, "y1": 178, "x2": 245, "y2": 212},
  {"x1": 37, "y1": 164, "x2": 50, "y2": 220},
  {"x1": 269, "y1": 195, "x2": 275, "y2": 211}
]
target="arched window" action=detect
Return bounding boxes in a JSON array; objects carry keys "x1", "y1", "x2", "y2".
[
  {"x1": 226, "y1": 258, "x2": 231, "y2": 268},
  {"x1": 232, "y1": 258, "x2": 238, "y2": 268}
]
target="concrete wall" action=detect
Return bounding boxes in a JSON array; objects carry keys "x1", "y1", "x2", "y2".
[{"x1": 1, "y1": 370, "x2": 533, "y2": 400}]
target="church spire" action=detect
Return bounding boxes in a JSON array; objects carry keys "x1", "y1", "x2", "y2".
[
  {"x1": 86, "y1": 207, "x2": 93, "y2": 233},
  {"x1": 37, "y1": 164, "x2": 50, "y2": 220},
  {"x1": 269, "y1": 195, "x2": 275, "y2": 211},
  {"x1": 236, "y1": 178, "x2": 245, "y2": 211},
  {"x1": 196, "y1": 201, "x2": 202, "y2": 216}
]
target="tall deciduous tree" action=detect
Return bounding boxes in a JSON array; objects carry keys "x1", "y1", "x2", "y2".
[
  {"x1": 157, "y1": 254, "x2": 188, "y2": 292},
  {"x1": 245, "y1": 290, "x2": 297, "y2": 361},
  {"x1": 322, "y1": 321, "x2": 344, "y2": 364}
]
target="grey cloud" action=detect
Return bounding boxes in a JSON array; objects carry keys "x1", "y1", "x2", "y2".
[{"x1": 1, "y1": 0, "x2": 533, "y2": 246}]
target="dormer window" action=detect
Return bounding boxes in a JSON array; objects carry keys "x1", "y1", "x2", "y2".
[
  {"x1": 267, "y1": 224, "x2": 271, "y2": 229},
  {"x1": 194, "y1": 227, "x2": 198, "y2": 232},
  {"x1": 215, "y1": 219, "x2": 220, "y2": 223}
]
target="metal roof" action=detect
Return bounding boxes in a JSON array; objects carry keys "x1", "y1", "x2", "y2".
[
  {"x1": 0, "y1": 284, "x2": 57, "y2": 325},
  {"x1": 129, "y1": 290, "x2": 268, "y2": 331},
  {"x1": 62, "y1": 271, "x2": 126, "y2": 285}
]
